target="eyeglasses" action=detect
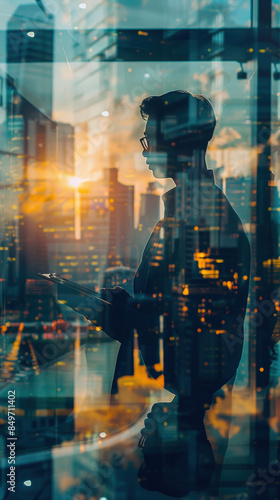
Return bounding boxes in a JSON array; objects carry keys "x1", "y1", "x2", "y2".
[{"x1": 140, "y1": 136, "x2": 150, "y2": 151}]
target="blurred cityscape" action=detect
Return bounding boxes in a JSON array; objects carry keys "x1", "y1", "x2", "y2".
[{"x1": 0, "y1": 1, "x2": 280, "y2": 499}]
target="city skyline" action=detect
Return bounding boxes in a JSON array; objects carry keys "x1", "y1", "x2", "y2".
[{"x1": 1, "y1": 2, "x2": 280, "y2": 499}]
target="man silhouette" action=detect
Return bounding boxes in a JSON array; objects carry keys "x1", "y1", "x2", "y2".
[{"x1": 97, "y1": 91, "x2": 250, "y2": 496}]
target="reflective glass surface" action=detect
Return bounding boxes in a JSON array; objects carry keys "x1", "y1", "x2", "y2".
[{"x1": 0, "y1": 2, "x2": 280, "y2": 500}]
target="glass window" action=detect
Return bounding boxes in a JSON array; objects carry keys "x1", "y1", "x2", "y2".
[{"x1": 0, "y1": 2, "x2": 279, "y2": 500}]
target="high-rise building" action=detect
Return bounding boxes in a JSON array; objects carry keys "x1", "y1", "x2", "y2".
[
  {"x1": 225, "y1": 176, "x2": 252, "y2": 225},
  {"x1": 2, "y1": 86, "x2": 75, "y2": 309},
  {"x1": 7, "y1": 3, "x2": 54, "y2": 117},
  {"x1": 49, "y1": 167, "x2": 134, "y2": 288},
  {"x1": 134, "y1": 183, "x2": 161, "y2": 262},
  {"x1": 69, "y1": 1, "x2": 118, "y2": 179},
  {"x1": 3, "y1": 5, "x2": 75, "y2": 315}
]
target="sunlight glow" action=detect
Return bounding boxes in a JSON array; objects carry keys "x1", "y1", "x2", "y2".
[{"x1": 69, "y1": 176, "x2": 82, "y2": 188}]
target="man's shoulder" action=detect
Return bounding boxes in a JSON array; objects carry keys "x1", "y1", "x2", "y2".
[
  {"x1": 214, "y1": 184, "x2": 245, "y2": 228},
  {"x1": 214, "y1": 185, "x2": 250, "y2": 252}
]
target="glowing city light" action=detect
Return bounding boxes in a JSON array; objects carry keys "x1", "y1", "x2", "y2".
[
  {"x1": 79, "y1": 3, "x2": 87, "y2": 8},
  {"x1": 69, "y1": 176, "x2": 82, "y2": 188},
  {"x1": 99, "y1": 432, "x2": 106, "y2": 438},
  {"x1": 27, "y1": 32, "x2": 35, "y2": 38},
  {"x1": 101, "y1": 110, "x2": 109, "y2": 117},
  {"x1": 144, "y1": 73, "x2": 150, "y2": 78},
  {"x1": 24, "y1": 480, "x2": 32, "y2": 487}
]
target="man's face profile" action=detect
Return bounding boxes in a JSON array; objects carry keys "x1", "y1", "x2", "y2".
[{"x1": 142, "y1": 117, "x2": 169, "y2": 179}]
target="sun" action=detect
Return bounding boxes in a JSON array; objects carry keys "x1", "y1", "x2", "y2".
[{"x1": 68, "y1": 176, "x2": 82, "y2": 188}]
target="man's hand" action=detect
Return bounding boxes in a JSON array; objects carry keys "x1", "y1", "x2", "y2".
[
  {"x1": 139, "y1": 402, "x2": 176, "y2": 452},
  {"x1": 100, "y1": 286, "x2": 131, "y2": 306},
  {"x1": 138, "y1": 401, "x2": 215, "y2": 496},
  {"x1": 78, "y1": 286, "x2": 150, "y2": 343}
]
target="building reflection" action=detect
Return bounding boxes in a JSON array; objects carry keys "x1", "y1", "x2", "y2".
[{"x1": 0, "y1": 0, "x2": 280, "y2": 499}]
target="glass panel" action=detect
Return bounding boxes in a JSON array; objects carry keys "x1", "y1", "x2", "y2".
[
  {"x1": 0, "y1": 2, "x2": 279, "y2": 500},
  {"x1": 0, "y1": 0, "x2": 252, "y2": 30},
  {"x1": 272, "y1": 0, "x2": 280, "y2": 27}
]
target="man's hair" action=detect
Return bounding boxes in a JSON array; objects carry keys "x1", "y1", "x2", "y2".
[{"x1": 140, "y1": 90, "x2": 216, "y2": 151}]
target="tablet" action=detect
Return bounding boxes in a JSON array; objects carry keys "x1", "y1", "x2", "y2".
[{"x1": 37, "y1": 273, "x2": 111, "y2": 305}]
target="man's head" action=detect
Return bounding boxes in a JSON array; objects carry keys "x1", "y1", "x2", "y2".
[{"x1": 140, "y1": 90, "x2": 216, "y2": 179}]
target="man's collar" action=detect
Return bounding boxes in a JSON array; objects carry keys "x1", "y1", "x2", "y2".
[
  {"x1": 161, "y1": 170, "x2": 215, "y2": 218},
  {"x1": 161, "y1": 187, "x2": 176, "y2": 218}
]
